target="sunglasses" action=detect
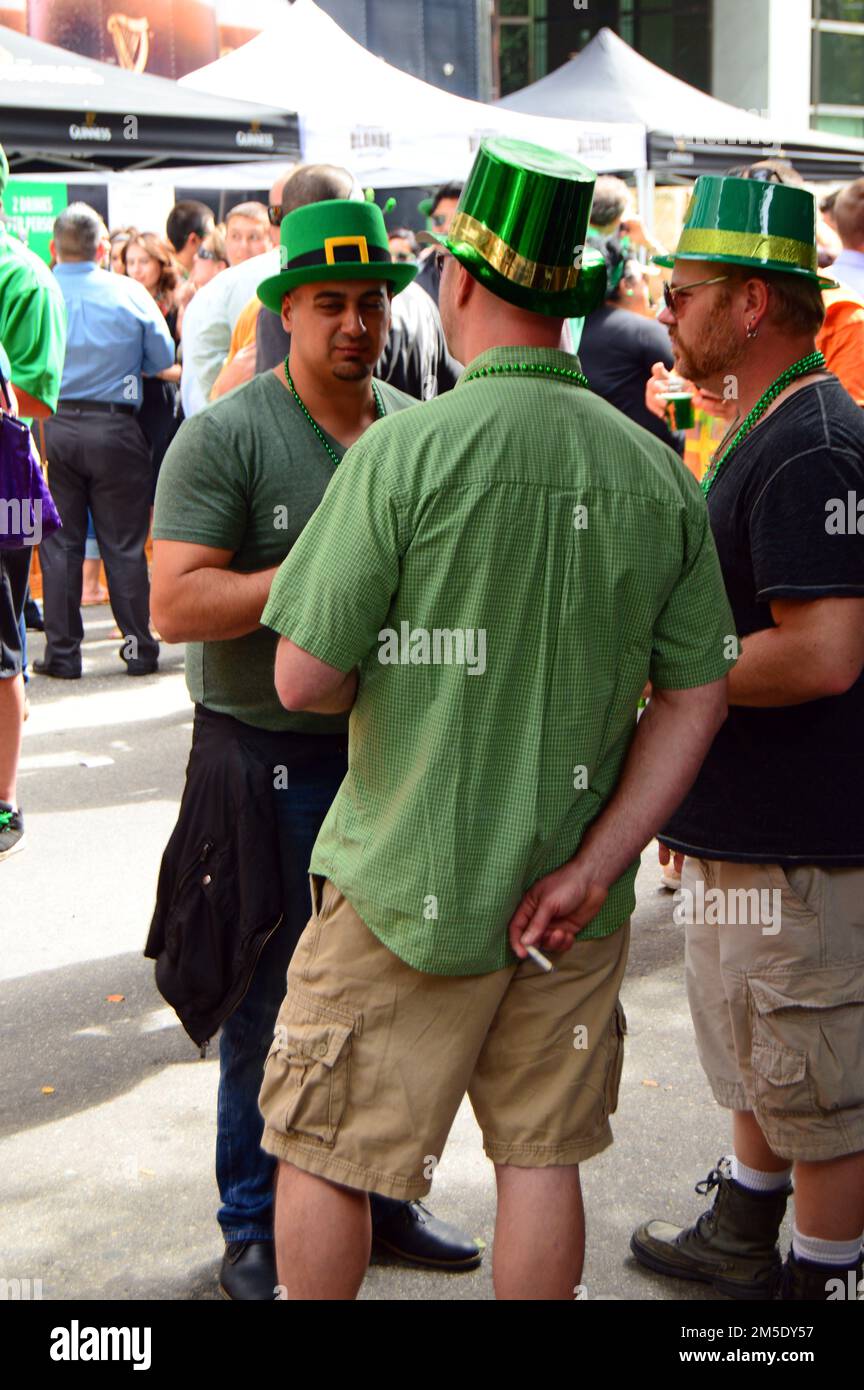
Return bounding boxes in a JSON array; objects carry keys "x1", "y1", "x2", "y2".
[
  {"x1": 662, "y1": 274, "x2": 729, "y2": 316},
  {"x1": 195, "y1": 247, "x2": 219, "y2": 261},
  {"x1": 431, "y1": 212, "x2": 449, "y2": 228},
  {"x1": 267, "y1": 204, "x2": 283, "y2": 227}
]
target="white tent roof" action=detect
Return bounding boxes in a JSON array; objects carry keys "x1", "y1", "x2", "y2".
[
  {"x1": 498, "y1": 28, "x2": 864, "y2": 182},
  {"x1": 180, "y1": 0, "x2": 646, "y2": 185}
]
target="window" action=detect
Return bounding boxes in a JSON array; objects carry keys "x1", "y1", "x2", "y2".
[
  {"x1": 494, "y1": 1, "x2": 711, "y2": 98},
  {"x1": 818, "y1": 1, "x2": 864, "y2": 19},
  {"x1": 812, "y1": 0, "x2": 864, "y2": 133}
]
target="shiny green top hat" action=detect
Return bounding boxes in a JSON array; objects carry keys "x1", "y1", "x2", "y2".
[
  {"x1": 257, "y1": 199, "x2": 417, "y2": 312},
  {"x1": 421, "y1": 137, "x2": 607, "y2": 317},
  {"x1": 654, "y1": 175, "x2": 837, "y2": 288}
]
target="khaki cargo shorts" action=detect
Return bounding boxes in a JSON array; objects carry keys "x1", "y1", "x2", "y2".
[
  {"x1": 259, "y1": 875, "x2": 629, "y2": 1199},
  {"x1": 682, "y1": 857, "x2": 864, "y2": 1161}
]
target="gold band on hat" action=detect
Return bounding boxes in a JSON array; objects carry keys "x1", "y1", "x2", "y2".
[
  {"x1": 677, "y1": 228, "x2": 818, "y2": 273},
  {"x1": 449, "y1": 212, "x2": 580, "y2": 293},
  {"x1": 324, "y1": 234, "x2": 370, "y2": 264}
]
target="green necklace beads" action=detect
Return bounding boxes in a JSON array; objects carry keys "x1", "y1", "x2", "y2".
[
  {"x1": 701, "y1": 350, "x2": 826, "y2": 497},
  {"x1": 284, "y1": 359, "x2": 384, "y2": 469},
  {"x1": 462, "y1": 360, "x2": 590, "y2": 388}
]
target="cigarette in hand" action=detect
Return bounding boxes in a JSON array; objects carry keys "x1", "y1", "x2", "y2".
[{"x1": 524, "y1": 943, "x2": 555, "y2": 973}]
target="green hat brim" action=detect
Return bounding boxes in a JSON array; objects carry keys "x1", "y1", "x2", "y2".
[
  {"x1": 652, "y1": 249, "x2": 837, "y2": 291},
  {"x1": 257, "y1": 259, "x2": 417, "y2": 314},
  {"x1": 419, "y1": 231, "x2": 607, "y2": 317}
]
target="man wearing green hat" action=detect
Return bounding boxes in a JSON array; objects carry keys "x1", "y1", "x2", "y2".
[
  {"x1": 258, "y1": 136, "x2": 734, "y2": 1299},
  {"x1": 149, "y1": 195, "x2": 480, "y2": 1298},
  {"x1": 629, "y1": 175, "x2": 864, "y2": 1301}
]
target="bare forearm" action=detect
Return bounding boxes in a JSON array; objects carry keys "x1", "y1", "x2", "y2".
[
  {"x1": 575, "y1": 686, "x2": 727, "y2": 886},
  {"x1": 154, "y1": 566, "x2": 278, "y2": 642},
  {"x1": 298, "y1": 668, "x2": 359, "y2": 714},
  {"x1": 729, "y1": 628, "x2": 841, "y2": 706}
]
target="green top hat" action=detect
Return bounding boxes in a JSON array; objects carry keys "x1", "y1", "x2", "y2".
[
  {"x1": 654, "y1": 175, "x2": 837, "y2": 288},
  {"x1": 420, "y1": 137, "x2": 607, "y2": 317},
  {"x1": 257, "y1": 199, "x2": 417, "y2": 313}
]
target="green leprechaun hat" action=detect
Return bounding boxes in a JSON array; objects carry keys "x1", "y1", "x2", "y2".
[
  {"x1": 257, "y1": 199, "x2": 417, "y2": 312},
  {"x1": 420, "y1": 136, "x2": 606, "y2": 317},
  {"x1": 653, "y1": 175, "x2": 837, "y2": 288}
]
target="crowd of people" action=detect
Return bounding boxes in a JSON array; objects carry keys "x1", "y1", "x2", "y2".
[{"x1": 0, "y1": 133, "x2": 862, "y2": 1303}]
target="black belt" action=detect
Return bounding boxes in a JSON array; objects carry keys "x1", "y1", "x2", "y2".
[{"x1": 57, "y1": 399, "x2": 136, "y2": 415}]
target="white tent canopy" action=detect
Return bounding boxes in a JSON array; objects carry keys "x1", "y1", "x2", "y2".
[
  {"x1": 180, "y1": 0, "x2": 646, "y2": 185},
  {"x1": 498, "y1": 27, "x2": 864, "y2": 183}
]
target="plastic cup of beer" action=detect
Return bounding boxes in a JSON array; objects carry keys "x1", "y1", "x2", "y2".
[{"x1": 659, "y1": 376, "x2": 695, "y2": 430}]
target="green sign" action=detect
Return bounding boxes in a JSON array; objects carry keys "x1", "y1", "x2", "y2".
[{"x1": 5, "y1": 182, "x2": 69, "y2": 265}]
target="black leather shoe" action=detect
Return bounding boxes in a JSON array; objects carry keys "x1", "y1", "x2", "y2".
[
  {"x1": 32, "y1": 659, "x2": 81, "y2": 680},
  {"x1": 123, "y1": 657, "x2": 159, "y2": 676},
  {"x1": 24, "y1": 598, "x2": 44, "y2": 632},
  {"x1": 370, "y1": 1195, "x2": 483, "y2": 1271},
  {"x1": 219, "y1": 1240, "x2": 278, "y2": 1300}
]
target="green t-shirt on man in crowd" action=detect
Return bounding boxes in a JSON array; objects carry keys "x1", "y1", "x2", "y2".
[
  {"x1": 153, "y1": 369, "x2": 415, "y2": 732},
  {"x1": 0, "y1": 225, "x2": 66, "y2": 412}
]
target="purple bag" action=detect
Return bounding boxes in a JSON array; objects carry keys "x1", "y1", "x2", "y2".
[{"x1": 0, "y1": 367, "x2": 62, "y2": 549}]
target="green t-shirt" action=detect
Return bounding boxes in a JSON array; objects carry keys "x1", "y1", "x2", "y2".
[
  {"x1": 152, "y1": 370, "x2": 415, "y2": 731},
  {"x1": 0, "y1": 226, "x2": 66, "y2": 411},
  {"x1": 263, "y1": 345, "x2": 737, "y2": 976}
]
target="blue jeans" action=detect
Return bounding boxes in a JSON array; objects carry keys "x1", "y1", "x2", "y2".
[{"x1": 216, "y1": 732, "x2": 348, "y2": 1243}]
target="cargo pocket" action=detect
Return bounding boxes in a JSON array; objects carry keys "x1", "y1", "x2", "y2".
[
  {"x1": 603, "y1": 1001, "x2": 628, "y2": 1119},
  {"x1": 749, "y1": 970, "x2": 864, "y2": 1116},
  {"x1": 259, "y1": 987, "x2": 355, "y2": 1147}
]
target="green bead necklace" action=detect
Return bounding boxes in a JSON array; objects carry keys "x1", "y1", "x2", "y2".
[
  {"x1": 284, "y1": 359, "x2": 385, "y2": 469},
  {"x1": 701, "y1": 350, "x2": 826, "y2": 497},
  {"x1": 462, "y1": 360, "x2": 590, "y2": 389}
]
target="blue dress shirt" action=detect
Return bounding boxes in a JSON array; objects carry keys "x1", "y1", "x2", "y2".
[{"x1": 53, "y1": 262, "x2": 174, "y2": 406}]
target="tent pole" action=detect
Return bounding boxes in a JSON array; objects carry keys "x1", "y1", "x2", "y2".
[{"x1": 635, "y1": 168, "x2": 655, "y2": 235}]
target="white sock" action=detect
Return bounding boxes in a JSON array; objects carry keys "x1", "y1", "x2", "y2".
[
  {"x1": 730, "y1": 1154, "x2": 791, "y2": 1193},
  {"x1": 792, "y1": 1226, "x2": 863, "y2": 1267}
]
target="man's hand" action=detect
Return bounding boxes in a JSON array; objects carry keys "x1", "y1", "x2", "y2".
[
  {"x1": 645, "y1": 362, "x2": 676, "y2": 421},
  {"x1": 508, "y1": 865, "x2": 609, "y2": 960},
  {"x1": 691, "y1": 387, "x2": 737, "y2": 422},
  {"x1": 620, "y1": 215, "x2": 667, "y2": 259}
]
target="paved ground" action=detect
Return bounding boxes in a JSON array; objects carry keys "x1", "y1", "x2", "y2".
[{"x1": 1, "y1": 607, "x2": 792, "y2": 1302}]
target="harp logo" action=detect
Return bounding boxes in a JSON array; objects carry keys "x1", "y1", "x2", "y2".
[{"x1": 107, "y1": 14, "x2": 151, "y2": 74}]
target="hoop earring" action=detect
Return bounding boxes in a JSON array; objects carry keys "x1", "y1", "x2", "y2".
[{"x1": 746, "y1": 320, "x2": 759, "y2": 340}]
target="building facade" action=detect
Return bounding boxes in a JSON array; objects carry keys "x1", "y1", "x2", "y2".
[{"x1": 313, "y1": 0, "x2": 492, "y2": 101}]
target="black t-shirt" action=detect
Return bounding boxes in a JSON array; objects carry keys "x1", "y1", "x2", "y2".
[
  {"x1": 578, "y1": 303, "x2": 684, "y2": 453},
  {"x1": 662, "y1": 376, "x2": 864, "y2": 865}
]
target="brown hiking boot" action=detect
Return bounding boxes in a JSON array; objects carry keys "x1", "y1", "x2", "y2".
[
  {"x1": 780, "y1": 1250, "x2": 864, "y2": 1301},
  {"x1": 630, "y1": 1157, "x2": 790, "y2": 1300}
]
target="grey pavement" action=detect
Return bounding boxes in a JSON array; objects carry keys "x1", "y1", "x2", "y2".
[{"x1": 1, "y1": 606, "x2": 789, "y2": 1302}]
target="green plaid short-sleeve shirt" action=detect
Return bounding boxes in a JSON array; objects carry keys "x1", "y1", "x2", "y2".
[{"x1": 263, "y1": 346, "x2": 735, "y2": 975}]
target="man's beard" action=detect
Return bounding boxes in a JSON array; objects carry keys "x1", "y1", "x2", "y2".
[
  {"x1": 331, "y1": 358, "x2": 373, "y2": 381},
  {"x1": 672, "y1": 301, "x2": 746, "y2": 386}
]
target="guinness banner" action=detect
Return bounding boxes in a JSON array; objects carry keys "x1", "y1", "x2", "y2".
[{"x1": 0, "y1": 24, "x2": 299, "y2": 170}]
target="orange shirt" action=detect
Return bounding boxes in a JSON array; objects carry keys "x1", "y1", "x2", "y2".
[
  {"x1": 227, "y1": 294, "x2": 260, "y2": 364},
  {"x1": 818, "y1": 287, "x2": 864, "y2": 406}
]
